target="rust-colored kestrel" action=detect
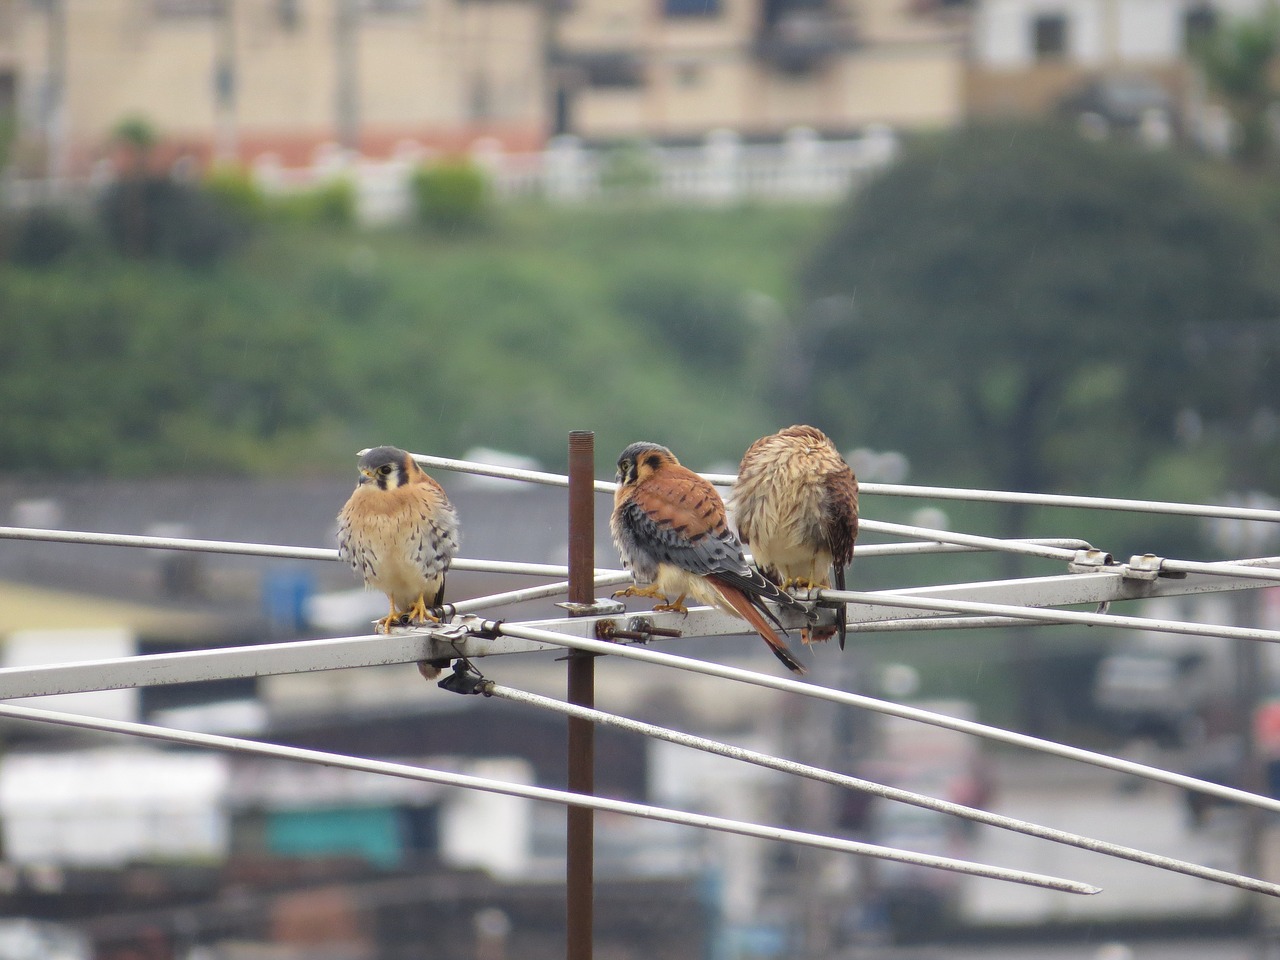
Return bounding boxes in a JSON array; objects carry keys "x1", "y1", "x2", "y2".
[
  {"x1": 337, "y1": 445, "x2": 460, "y2": 678},
  {"x1": 734, "y1": 425, "x2": 859, "y2": 647},
  {"x1": 610, "y1": 441, "x2": 813, "y2": 674}
]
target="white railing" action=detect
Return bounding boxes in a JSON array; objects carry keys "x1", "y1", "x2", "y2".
[
  {"x1": 3, "y1": 126, "x2": 898, "y2": 223},
  {"x1": 251, "y1": 125, "x2": 899, "y2": 223}
]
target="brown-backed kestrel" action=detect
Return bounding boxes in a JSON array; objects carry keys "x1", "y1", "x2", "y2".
[
  {"x1": 734, "y1": 425, "x2": 858, "y2": 647},
  {"x1": 610, "y1": 441, "x2": 814, "y2": 674},
  {"x1": 337, "y1": 445, "x2": 460, "y2": 678}
]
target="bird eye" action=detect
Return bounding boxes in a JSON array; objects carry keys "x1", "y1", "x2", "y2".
[{"x1": 379, "y1": 465, "x2": 393, "y2": 475}]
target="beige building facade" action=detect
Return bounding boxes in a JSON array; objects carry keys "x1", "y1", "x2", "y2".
[
  {"x1": 2, "y1": 0, "x2": 964, "y2": 176},
  {"x1": 5, "y1": 0, "x2": 547, "y2": 175},
  {"x1": 557, "y1": 0, "x2": 966, "y2": 140}
]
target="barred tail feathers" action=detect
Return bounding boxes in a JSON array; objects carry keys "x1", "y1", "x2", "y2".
[{"x1": 709, "y1": 576, "x2": 807, "y2": 675}]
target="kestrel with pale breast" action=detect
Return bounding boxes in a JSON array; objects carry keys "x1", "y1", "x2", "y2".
[
  {"x1": 734, "y1": 425, "x2": 858, "y2": 647},
  {"x1": 337, "y1": 446, "x2": 460, "y2": 677}
]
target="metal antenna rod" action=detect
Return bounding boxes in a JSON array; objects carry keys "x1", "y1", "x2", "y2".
[{"x1": 0, "y1": 702, "x2": 1100, "y2": 895}]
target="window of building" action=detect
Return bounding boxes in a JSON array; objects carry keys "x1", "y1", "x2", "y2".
[
  {"x1": 675, "y1": 62, "x2": 702, "y2": 88},
  {"x1": 469, "y1": 75, "x2": 493, "y2": 120},
  {"x1": 574, "y1": 52, "x2": 645, "y2": 88},
  {"x1": 153, "y1": 0, "x2": 222, "y2": 17},
  {"x1": 276, "y1": 0, "x2": 301, "y2": 30},
  {"x1": 1031, "y1": 12, "x2": 1068, "y2": 60},
  {"x1": 360, "y1": 0, "x2": 424, "y2": 12},
  {"x1": 665, "y1": 0, "x2": 722, "y2": 18},
  {"x1": 1183, "y1": 4, "x2": 1216, "y2": 51}
]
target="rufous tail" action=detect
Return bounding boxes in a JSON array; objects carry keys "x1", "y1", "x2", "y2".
[{"x1": 709, "y1": 577, "x2": 807, "y2": 675}]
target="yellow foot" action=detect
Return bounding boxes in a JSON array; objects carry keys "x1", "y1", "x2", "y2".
[
  {"x1": 612, "y1": 584, "x2": 671, "y2": 605},
  {"x1": 652, "y1": 592, "x2": 689, "y2": 615},
  {"x1": 783, "y1": 577, "x2": 824, "y2": 591},
  {"x1": 405, "y1": 595, "x2": 441, "y2": 625}
]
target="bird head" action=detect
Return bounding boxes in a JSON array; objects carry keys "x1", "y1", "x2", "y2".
[
  {"x1": 356, "y1": 446, "x2": 418, "y2": 490},
  {"x1": 615, "y1": 441, "x2": 676, "y2": 488}
]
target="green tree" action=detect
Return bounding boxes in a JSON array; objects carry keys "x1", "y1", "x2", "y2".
[
  {"x1": 1193, "y1": 10, "x2": 1280, "y2": 167},
  {"x1": 800, "y1": 123, "x2": 1280, "y2": 506}
]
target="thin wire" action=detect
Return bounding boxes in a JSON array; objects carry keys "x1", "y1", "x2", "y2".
[
  {"x1": 851, "y1": 615, "x2": 1035, "y2": 632},
  {"x1": 0, "y1": 526, "x2": 624, "y2": 579},
  {"x1": 0, "y1": 702, "x2": 1100, "y2": 895},
  {"x1": 825, "y1": 587, "x2": 1280, "y2": 644},
  {"x1": 1160, "y1": 556, "x2": 1280, "y2": 583},
  {"x1": 403, "y1": 451, "x2": 1280, "y2": 564},
  {"x1": 407, "y1": 450, "x2": 1280, "y2": 525},
  {"x1": 854, "y1": 538, "x2": 1092, "y2": 559},
  {"x1": 703, "y1": 472, "x2": 1280, "y2": 523},
  {"x1": 857, "y1": 481, "x2": 1280, "y2": 523},
  {"x1": 861, "y1": 518, "x2": 1080, "y2": 562},
  {"x1": 483, "y1": 681, "x2": 1280, "y2": 897},
  {"x1": 0, "y1": 524, "x2": 1100, "y2": 570},
  {"x1": 443, "y1": 573, "x2": 631, "y2": 616},
  {"x1": 491, "y1": 620, "x2": 1280, "y2": 815}
]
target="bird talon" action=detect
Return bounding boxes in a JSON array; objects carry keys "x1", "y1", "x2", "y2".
[
  {"x1": 652, "y1": 601, "x2": 688, "y2": 615},
  {"x1": 613, "y1": 584, "x2": 671, "y2": 605},
  {"x1": 784, "y1": 577, "x2": 825, "y2": 600}
]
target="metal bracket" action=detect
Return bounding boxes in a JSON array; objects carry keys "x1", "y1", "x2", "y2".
[
  {"x1": 453, "y1": 615, "x2": 504, "y2": 640},
  {"x1": 1123, "y1": 553, "x2": 1186, "y2": 581},
  {"x1": 594, "y1": 616, "x2": 684, "y2": 644},
  {"x1": 437, "y1": 658, "x2": 492, "y2": 696},
  {"x1": 1068, "y1": 548, "x2": 1115, "y2": 574},
  {"x1": 556, "y1": 598, "x2": 628, "y2": 617}
]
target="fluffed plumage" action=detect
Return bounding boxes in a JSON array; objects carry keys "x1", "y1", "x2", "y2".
[
  {"x1": 734, "y1": 425, "x2": 858, "y2": 647},
  {"x1": 337, "y1": 445, "x2": 460, "y2": 678},
  {"x1": 610, "y1": 441, "x2": 812, "y2": 674}
]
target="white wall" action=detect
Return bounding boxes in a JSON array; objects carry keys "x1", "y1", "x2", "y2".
[
  {"x1": 973, "y1": 0, "x2": 1274, "y2": 69},
  {"x1": 0, "y1": 748, "x2": 230, "y2": 865},
  {"x1": 2, "y1": 627, "x2": 138, "y2": 722}
]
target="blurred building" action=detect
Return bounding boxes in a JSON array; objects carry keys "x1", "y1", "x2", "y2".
[
  {"x1": 964, "y1": 0, "x2": 1263, "y2": 142},
  {"x1": 552, "y1": 0, "x2": 966, "y2": 140},
  {"x1": 4, "y1": 0, "x2": 548, "y2": 177},
  {"x1": 2, "y1": 0, "x2": 964, "y2": 180}
]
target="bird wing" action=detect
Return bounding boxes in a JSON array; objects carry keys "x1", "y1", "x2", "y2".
[
  {"x1": 622, "y1": 467, "x2": 811, "y2": 620},
  {"x1": 820, "y1": 458, "x2": 859, "y2": 568},
  {"x1": 405, "y1": 483, "x2": 460, "y2": 581},
  {"x1": 623, "y1": 466, "x2": 747, "y2": 577}
]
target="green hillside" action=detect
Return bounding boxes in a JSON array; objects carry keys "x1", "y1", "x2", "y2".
[{"x1": 0, "y1": 201, "x2": 826, "y2": 475}]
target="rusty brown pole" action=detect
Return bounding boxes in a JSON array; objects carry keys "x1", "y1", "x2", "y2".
[{"x1": 566, "y1": 430, "x2": 596, "y2": 960}]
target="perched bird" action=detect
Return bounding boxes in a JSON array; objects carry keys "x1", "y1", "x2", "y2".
[
  {"x1": 734, "y1": 425, "x2": 859, "y2": 647},
  {"x1": 337, "y1": 446, "x2": 460, "y2": 678},
  {"x1": 610, "y1": 441, "x2": 813, "y2": 674}
]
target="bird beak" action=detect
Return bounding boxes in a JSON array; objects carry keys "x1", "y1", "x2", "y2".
[{"x1": 359, "y1": 468, "x2": 375, "y2": 481}]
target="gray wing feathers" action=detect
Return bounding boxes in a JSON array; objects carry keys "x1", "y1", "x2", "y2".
[{"x1": 619, "y1": 500, "x2": 745, "y2": 578}]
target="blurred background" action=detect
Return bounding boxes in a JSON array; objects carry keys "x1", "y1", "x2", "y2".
[{"x1": 4, "y1": 0, "x2": 1280, "y2": 957}]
